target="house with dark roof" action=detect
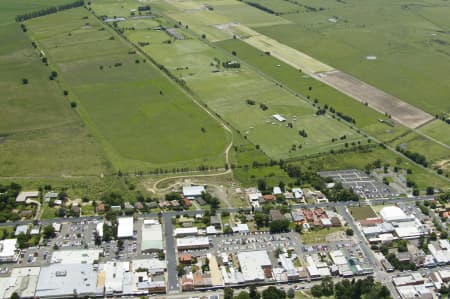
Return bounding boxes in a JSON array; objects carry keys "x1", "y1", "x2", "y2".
[
  {"x1": 210, "y1": 215, "x2": 221, "y2": 229},
  {"x1": 270, "y1": 210, "x2": 285, "y2": 221}
]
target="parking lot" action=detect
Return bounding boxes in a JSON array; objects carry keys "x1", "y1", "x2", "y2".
[
  {"x1": 318, "y1": 169, "x2": 395, "y2": 199},
  {"x1": 176, "y1": 232, "x2": 303, "y2": 257},
  {"x1": 8, "y1": 219, "x2": 149, "y2": 272},
  {"x1": 210, "y1": 232, "x2": 302, "y2": 256}
]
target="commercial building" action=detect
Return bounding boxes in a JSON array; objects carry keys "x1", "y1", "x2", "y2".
[
  {"x1": 96, "y1": 222, "x2": 104, "y2": 238},
  {"x1": 364, "y1": 206, "x2": 428, "y2": 240},
  {"x1": 14, "y1": 224, "x2": 28, "y2": 236},
  {"x1": 117, "y1": 217, "x2": 134, "y2": 239},
  {"x1": 182, "y1": 186, "x2": 205, "y2": 198},
  {"x1": 174, "y1": 227, "x2": 198, "y2": 237},
  {"x1": 102, "y1": 261, "x2": 133, "y2": 295},
  {"x1": 177, "y1": 237, "x2": 211, "y2": 250},
  {"x1": 379, "y1": 206, "x2": 413, "y2": 222},
  {"x1": 393, "y1": 273, "x2": 425, "y2": 286},
  {"x1": 0, "y1": 267, "x2": 40, "y2": 298},
  {"x1": 237, "y1": 251, "x2": 272, "y2": 282},
  {"x1": 35, "y1": 263, "x2": 101, "y2": 298},
  {"x1": 428, "y1": 240, "x2": 450, "y2": 265},
  {"x1": 15, "y1": 191, "x2": 39, "y2": 203},
  {"x1": 132, "y1": 258, "x2": 166, "y2": 275},
  {"x1": 396, "y1": 284, "x2": 434, "y2": 299},
  {"x1": 141, "y1": 220, "x2": 163, "y2": 252},
  {"x1": 279, "y1": 254, "x2": 299, "y2": 281},
  {"x1": 206, "y1": 226, "x2": 217, "y2": 235},
  {"x1": 305, "y1": 256, "x2": 330, "y2": 280},
  {"x1": 438, "y1": 269, "x2": 450, "y2": 282},
  {"x1": 232, "y1": 223, "x2": 249, "y2": 234},
  {"x1": 51, "y1": 249, "x2": 102, "y2": 264},
  {"x1": 0, "y1": 239, "x2": 20, "y2": 263},
  {"x1": 44, "y1": 191, "x2": 58, "y2": 202}
]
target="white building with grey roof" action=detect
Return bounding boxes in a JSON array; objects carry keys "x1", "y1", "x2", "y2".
[
  {"x1": 35, "y1": 263, "x2": 102, "y2": 298},
  {"x1": 237, "y1": 251, "x2": 272, "y2": 282},
  {"x1": 141, "y1": 220, "x2": 163, "y2": 252}
]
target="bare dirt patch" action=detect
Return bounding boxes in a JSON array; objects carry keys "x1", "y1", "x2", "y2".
[{"x1": 316, "y1": 70, "x2": 434, "y2": 129}]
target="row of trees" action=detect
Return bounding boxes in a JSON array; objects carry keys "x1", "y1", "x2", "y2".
[
  {"x1": 240, "y1": 1, "x2": 276, "y2": 14},
  {"x1": 312, "y1": 276, "x2": 391, "y2": 299},
  {"x1": 224, "y1": 286, "x2": 287, "y2": 299},
  {"x1": 396, "y1": 146, "x2": 428, "y2": 167},
  {"x1": 0, "y1": 183, "x2": 22, "y2": 223},
  {"x1": 15, "y1": 0, "x2": 84, "y2": 22}
]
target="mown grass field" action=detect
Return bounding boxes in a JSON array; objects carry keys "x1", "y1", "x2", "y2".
[
  {"x1": 26, "y1": 8, "x2": 229, "y2": 171},
  {"x1": 88, "y1": 0, "x2": 449, "y2": 192},
  {"x1": 0, "y1": 0, "x2": 70, "y2": 25},
  {"x1": 301, "y1": 227, "x2": 343, "y2": 244},
  {"x1": 0, "y1": 3, "x2": 110, "y2": 177},
  {"x1": 1, "y1": 0, "x2": 447, "y2": 198},
  {"x1": 251, "y1": 0, "x2": 450, "y2": 115},
  {"x1": 215, "y1": 39, "x2": 410, "y2": 142},
  {"x1": 119, "y1": 23, "x2": 366, "y2": 160},
  {"x1": 348, "y1": 206, "x2": 377, "y2": 221}
]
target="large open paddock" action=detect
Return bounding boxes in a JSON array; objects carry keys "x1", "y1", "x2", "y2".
[
  {"x1": 0, "y1": 7, "x2": 109, "y2": 177},
  {"x1": 117, "y1": 21, "x2": 366, "y2": 159},
  {"x1": 253, "y1": 0, "x2": 450, "y2": 115},
  {"x1": 26, "y1": 8, "x2": 229, "y2": 171},
  {"x1": 216, "y1": 39, "x2": 410, "y2": 142}
]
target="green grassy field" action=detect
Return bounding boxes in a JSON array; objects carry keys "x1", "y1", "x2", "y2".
[
  {"x1": 41, "y1": 204, "x2": 58, "y2": 220},
  {"x1": 121, "y1": 24, "x2": 366, "y2": 160},
  {"x1": 0, "y1": 0, "x2": 70, "y2": 25},
  {"x1": 348, "y1": 206, "x2": 377, "y2": 221},
  {"x1": 1, "y1": 0, "x2": 447, "y2": 200},
  {"x1": 0, "y1": 4, "x2": 110, "y2": 177},
  {"x1": 301, "y1": 227, "x2": 343, "y2": 244},
  {"x1": 251, "y1": 0, "x2": 450, "y2": 115},
  {"x1": 25, "y1": 8, "x2": 229, "y2": 171},
  {"x1": 215, "y1": 39, "x2": 410, "y2": 142},
  {"x1": 114, "y1": 1, "x2": 368, "y2": 158},
  {"x1": 419, "y1": 120, "x2": 450, "y2": 147},
  {"x1": 390, "y1": 131, "x2": 450, "y2": 166},
  {"x1": 86, "y1": 0, "x2": 449, "y2": 192}
]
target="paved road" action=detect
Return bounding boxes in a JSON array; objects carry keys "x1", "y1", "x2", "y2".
[
  {"x1": 163, "y1": 213, "x2": 180, "y2": 294},
  {"x1": 0, "y1": 195, "x2": 435, "y2": 228},
  {"x1": 336, "y1": 206, "x2": 400, "y2": 298},
  {"x1": 0, "y1": 194, "x2": 437, "y2": 298}
]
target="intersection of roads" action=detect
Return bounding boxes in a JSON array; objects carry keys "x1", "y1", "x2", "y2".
[{"x1": 0, "y1": 195, "x2": 438, "y2": 298}]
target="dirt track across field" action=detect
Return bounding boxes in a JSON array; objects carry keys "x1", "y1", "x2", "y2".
[{"x1": 315, "y1": 70, "x2": 434, "y2": 129}]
